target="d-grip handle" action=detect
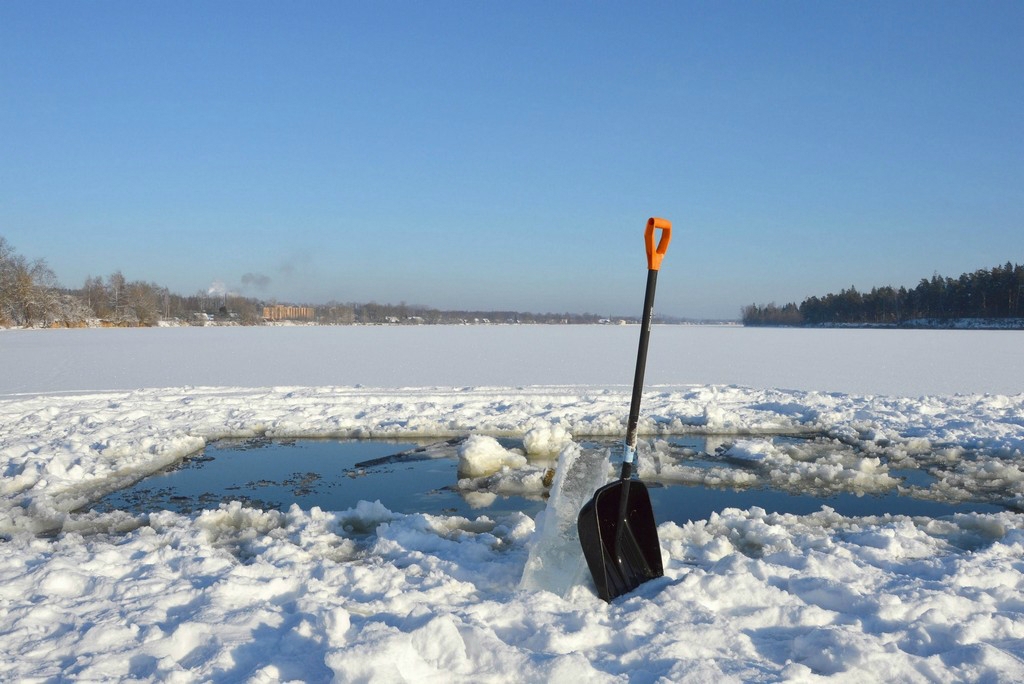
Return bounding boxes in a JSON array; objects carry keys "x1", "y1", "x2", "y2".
[{"x1": 644, "y1": 217, "x2": 672, "y2": 271}]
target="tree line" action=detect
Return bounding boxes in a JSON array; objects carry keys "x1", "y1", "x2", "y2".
[
  {"x1": 743, "y1": 262, "x2": 1024, "y2": 327},
  {"x1": 0, "y1": 236, "x2": 632, "y2": 328}
]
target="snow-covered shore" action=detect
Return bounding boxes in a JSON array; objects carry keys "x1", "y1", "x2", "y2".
[{"x1": 2, "y1": 327, "x2": 1024, "y2": 681}]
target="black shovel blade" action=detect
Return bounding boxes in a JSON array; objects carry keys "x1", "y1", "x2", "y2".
[{"x1": 577, "y1": 479, "x2": 664, "y2": 602}]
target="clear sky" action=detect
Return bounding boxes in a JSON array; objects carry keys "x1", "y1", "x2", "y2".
[{"x1": 2, "y1": 2, "x2": 1021, "y2": 320}]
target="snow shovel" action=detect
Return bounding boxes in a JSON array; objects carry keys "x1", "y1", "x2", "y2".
[{"x1": 578, "y1": 217, "x2": 671, "y2": 601}]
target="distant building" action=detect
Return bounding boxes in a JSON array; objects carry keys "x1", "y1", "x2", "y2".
[{"x1": 263, "y1": 305, "x2": 314, "y2": 322}]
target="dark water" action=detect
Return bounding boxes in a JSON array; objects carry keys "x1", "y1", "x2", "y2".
[
  {"x1": 87, "y1": 437, "x2": 1005, "y2": 523},
  {"x1": 89, "y1": 438, "x2": 548, "y2": 520}
]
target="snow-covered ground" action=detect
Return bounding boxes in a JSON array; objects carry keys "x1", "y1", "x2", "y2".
[
  {"x1": 2, "y1": 324, "x2": 1022, "y2": 396},
  {"x1": 2, "y1": 326, "x2": 1024, "y2": 682}
]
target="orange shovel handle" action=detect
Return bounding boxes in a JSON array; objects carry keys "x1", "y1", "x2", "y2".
[{"x1": 644, "y1": 217, "x2": 672, "y2": 271}]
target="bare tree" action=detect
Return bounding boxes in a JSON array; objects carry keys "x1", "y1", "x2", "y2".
[
  {"x1": 0, "y1": 236, "x2": 64, "y2": 326},
  {"x1": 82, "y1": 276, "x2": 109, "y2": 319},
  {"x1": 54, "y1": 292, "x2": 95, "y2": 327},
  {"x1": 123, "y1": 281, "x2": 160, "y2": 326},
  {"x1": 106, "y1": 271, "x2": 127, "y2": 323}
]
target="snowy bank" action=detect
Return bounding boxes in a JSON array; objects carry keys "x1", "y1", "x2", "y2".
[{"x1": 5, "y1": 498, "x2": 1024, "y2": 682}]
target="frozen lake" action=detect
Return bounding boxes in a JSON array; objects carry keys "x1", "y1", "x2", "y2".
[
  {"x1": 3, "y1": 324, "x2": 1024, "y2": 682},
  {"x1": 1, "y1": 324, "x2": 1021, "y2": 396}
]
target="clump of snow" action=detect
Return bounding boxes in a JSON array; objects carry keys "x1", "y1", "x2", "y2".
[
  {"x1": 522, "y1": 423, "x2": 573, "y2": 458},
  {"x1": 652, "y1": 461, "x2": 761, "y2": 488},
  {"x1": 702, "y1": 400, "x2": 744, "y2": 430},
  {"x1": 457, "y1": 434, "x2": 527, "y2": 477},
  {"x1": 723, "y1": 438, "x2": 777, "y2": 462},
  {"x1": 457, "y1": 466, "x2": 551, "y2": 499},
  {"x1": 717, "y1": 438, "x2": 902, "y2": 494}
]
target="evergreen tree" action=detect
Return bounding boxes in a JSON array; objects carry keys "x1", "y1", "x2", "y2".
[{"x1": 744, "y1": 262, "x2": 1024, "y2": 327}]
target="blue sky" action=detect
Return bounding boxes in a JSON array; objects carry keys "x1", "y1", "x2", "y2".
[{"x1": 2, "y1": 2, "x2": 1021, "y2": 319}]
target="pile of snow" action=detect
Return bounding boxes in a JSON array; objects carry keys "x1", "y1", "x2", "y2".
[
  {"x1": 3, "y1": 495, "x2": 1024, "y2": 681},
  {"x1": 714, "y1": 438, "x2": 900, "y2": 494}
]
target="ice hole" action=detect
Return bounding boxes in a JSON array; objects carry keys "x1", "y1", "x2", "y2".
[
  {"x1": 85, "y1": 435, "x2": 1007, "y2": 522},
  {"x1": 86, "y1": 437, "x2": 548, "y2": 520}
]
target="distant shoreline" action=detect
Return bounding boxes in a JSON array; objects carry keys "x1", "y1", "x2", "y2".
[
  {"x1": 1, "y1": 319, "x2": 744, "y2": 331},
  {"x1": 744, "y1": 318, "x2": 1024, "y2": 331},
  {"x1": 5, "y1": 318, "x2": 1024, "y2": 331}
]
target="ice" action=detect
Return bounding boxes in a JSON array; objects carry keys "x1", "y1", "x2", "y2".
[
  {"x1": 519, "y1": 442, "x2": 612, "y2": 596},
  {"x1": 3, "y1": 325, "x2": 1024, "y2": 397}
]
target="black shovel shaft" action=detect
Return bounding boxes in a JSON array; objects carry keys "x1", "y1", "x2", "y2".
[
  {"x1": 620, "y1": 268, "x2": 659, "y2": 480},
  {"x1": 577, "y1": 217, "x2": 671, "y2": 602}
]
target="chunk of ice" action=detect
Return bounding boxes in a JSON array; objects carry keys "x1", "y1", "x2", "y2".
[{"x1": 519, "y1": 442, "x2": 611, "y2": 596}]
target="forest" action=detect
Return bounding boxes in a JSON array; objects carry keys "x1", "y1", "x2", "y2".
[
  {"x1": 742, "y1": 262, "x2": 1024, "y2": 327},
  {"x1": 0, "y1": 236, "x2": 626, "y2": 328}
]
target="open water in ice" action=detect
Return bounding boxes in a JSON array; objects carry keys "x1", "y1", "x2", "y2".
[
  {"x1": 88, "y1": 437, "x2": 1006, "y2": 522},
  {"x1": 89, "y1": 438, "x2": 546, "y2": 520}
]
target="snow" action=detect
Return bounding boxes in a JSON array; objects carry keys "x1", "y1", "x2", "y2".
[
  {"x1": 1, "y1": 325, "x2": 1024, "y2": 682},
  {"x1": 457, "y1": 435, "x2": 527, "y2": 477},
  {"x1": 2, "y1": 324, "x2": 1022, "y2": 396}
]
